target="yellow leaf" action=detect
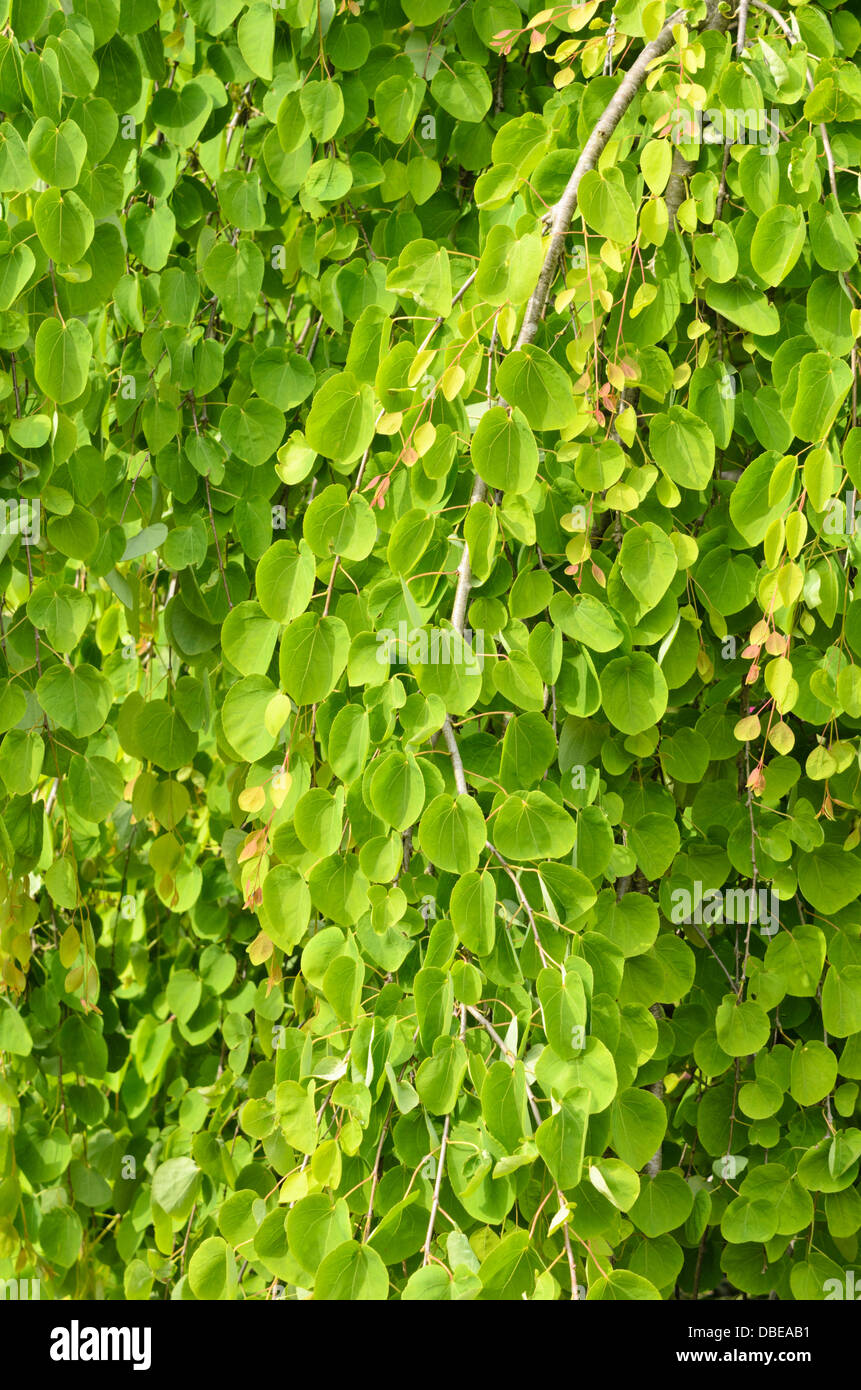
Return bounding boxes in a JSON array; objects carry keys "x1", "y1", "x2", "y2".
[
  {"x1": 670, "y1": 532, "x2": 698, "y2": 568},
  {"x1": 734, "y1": 714, "x2": 761, "y2": 741},
  {"x1": 642, "y1": 0, "x2": 666, "y2": 42},
  {"x1": 615, "y1": 404, "x2": 637, "y2": 446},
  {"x1": 677, "y1": 198, "x2": 698, "y2": 233},
  {"x1": 561, "y1": 507, "x2": 588, "y2": 533},
  {"x1": 414, "y1": 421, "x2": 436, "y2": 455},
  {"x1": 785, "y1": 510, "x2": 807, "y2": 559},
  {"x1": 248, "y1": 931, "x2": 274, "y2": 966},
  {"x1": 441, "y1": 364, "x2": 465, "y2": 401},
  {"x1": 65, "y1": 965, "x2": 84, "y2": 995},
  {"x1": 600, "y1": 240, "x2": 623, "y2": 273},
  {"x1": 630, "y1": 283, "x2": 657, "y2": 318},
  {"x1": 565, "y1": 2, "x2": 599, "y2": 32},
  {"x1": 265, "y1": 691, "x2": 292, "y2": 739},
  {"x1": 270, "y1": 770, "x2": 292, "y2": 809},
  {"x1": 831, "y1": 740, "x2": 855, "y2": 772},
  {"x1": 656, "y1": 474, "x2": 680, "y2": 507},
  {"x1": 696, "y1": 648, "x2": 714, "y2": 682},
  {"x1": 278, "y1": 1170, "x2": 309, "y2": 1204},
  {"x1": 408, "y1": 350, "x2": 436, "y2": 387},
  {"x1": 763, "y1": 516, "x2": 785, "y2": 571},
  {"x1": 605, "y1": 482, "x2": 639, "y2": 511},
  {"x1": 767, "y1": 721, "x2": 795, "y2": 754},
  {"x1": 496, "y1": 304, "x2": 517, "y2": 350},
  {"x1": 377, "y1": 411, "x2": 403, "y2": 435},
  {"x1": 239, "y1": 784, "x2": 266, "y2": 814},
  {"x1": 59, "y1": 925, "x2": 80, "y2": 969},
  {"x1": 565, "y1": 533, "x2": 591, "y2": 565},
  {"x1": 806, "y1": 745, "x2": 836, "y2": 780},
  {"x1": 580, "y1": 34, "x2": 604, "y2": 77}
]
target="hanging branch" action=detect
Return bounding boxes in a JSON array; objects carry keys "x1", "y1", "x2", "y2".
[
  {"x1": 442, "y1": 1, "x2": 720, "y2": 814},
  {"x1": 446, "y1": 5, "x2": 695, "y2": 649},
  {"x1": 439, "y1": 1, "x2": 732, "y2": 1042}
]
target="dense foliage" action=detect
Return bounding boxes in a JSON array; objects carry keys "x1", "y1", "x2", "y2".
[{"x1": 1, "y1": 0, "x2": 861, "y2": 1303}]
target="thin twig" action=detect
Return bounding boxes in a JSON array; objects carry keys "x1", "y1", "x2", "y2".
[
  {"x1": 205, "y1": 477, "x2": 232, "y2": 609},
  {"x1": 415, "y1": 269, "x2": 479, "y2": 358},
  {"x1": 421, "y1": 1005, "x2": 467, "y2": 1264}
]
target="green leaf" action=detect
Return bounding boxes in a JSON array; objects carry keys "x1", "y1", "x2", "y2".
[
  {"x1": 34, "y1": 317, "x2": 92, "y2": 403},
  {"x1": 750, "y1": 205, "x2": 806, "y2": 286},
  {"x1": 188, "y1": 1237, "x2": 235, "y2": 1299},
  {"x1": 304, "y1": 484, "x2": 377, "y2": 560},
  {"x1": 578, "y1": 167, "x2": 637, "y2": 244},
  {"x1": 586, "y1": 1270, "x2": 661, "y2": 1300},
  {"x1": 203, "y1": 238, "x2": 264, "y2": 329},
  {"x1": 418, "y1": 793, "x2": 486, "y2": 874},
  {"x1": 387, "y1": 239, "x2": 452, "y2": 316},
  {"x1": 649, "y1": 406, "x2": 715, "y2": 491},
  {"x1": 37, "y1": 662, "x2": 111, "y2": 736},
  {"x1": 618, "y1": 523, "x2": 677, "y2": 610},
  {"x1": 703, "y1": 281, "x2": 780, "y2": 336},
  {"x1": 629, "y1": 1172, "x2": 694, "y2": 1237},
  {"x1": 28, "y1": 116, "x2": 87, "y2": 187},
  {"x1": 477, "y1": 1229, "x2": 535, "y2": 1299},
  {"x1": 305, "y1": 371, "x2": 376, "y2": 465},
  {"x1": 798, "y1": 845, "x2": 861, "y2": 913},
  {"x1": 287, "y1": 1195, "x2": 352, "y2": 1275},
  {"x1": 221, "y1": 398, "x2": 285, "y2": 466},
  {"x1": 375, "y1": 73, "x2": 425, "y2": 143},
  {"x1": 152, "y1": 1157, "x2": 201, "y2": 1218},
  {"x1": 494, "y1": 790, "x2": 576, "y2": 862},
  {"x1": 279, "y1": 614, "x2": 350, "y2": 706},
  {"x1": 496, "y1": 346, "x2": 576, "y2": 431},
  {"x1": 237, "y1": 2, "x2": 274, "y2": 79},
  {"x1": 314, "y1": 1241, "x2": 389, "y2": 1300},
  {"x1": 431, "y1": 61, "x2": 492, "y2": 122},
  {"x1": 822, "y1": 966, "x2": 861, "y2": 1038},
  {"x1": 715, "y1": 996, "x2": 771, "y2": 1057},
  {"x1": 256, "y1": 539, "x2": 316, "y2": 623},
  {"x1": 0, "y1": 998, "x2": 33, "y2": 1056},
  {"x1": 790, "y1": 1040, "x2": 837, "y2": 1106},
  {"x1": 600, "y1": 653, "x2": 668, "y2": 734},
  {"x1": 415, "y1": 1036, "x2": 469, "y2": 1114},
  {"x1": 790, "y1": 352, "x2": 854, "y2": 443},
  {"x1": 471, "y1": 406, "x2": 538, "y2": 493}
]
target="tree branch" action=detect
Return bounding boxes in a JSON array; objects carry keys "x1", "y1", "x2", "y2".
[
  {"x1": 446, "y1": 7, "x2": 698, "y2": 665},
  {"x1": 421, "y1": 1004, "x2": 467, "y2": 1264},
  {"x1": 519, "y1": 7, "x2": 687, "y2": 351},
  {"x1": 664, "y1": 0, "x2": 733, "y2": 225}
]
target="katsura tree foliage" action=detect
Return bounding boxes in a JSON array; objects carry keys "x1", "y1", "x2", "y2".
[{"x1": 2, "y1": 0, "x2": 861, "y2": 1306}]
